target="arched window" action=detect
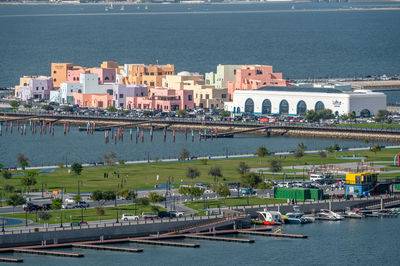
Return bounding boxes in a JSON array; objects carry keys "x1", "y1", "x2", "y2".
[
  {"x1": 233, "y1": 107, "x2": 236, "y2": 113},
  {"x1": 360, "y1": 109, "x2": 371, "y2": 118},
  {"x1": 244, "y1": 98, "x2": 254, "y2": 114},
  {"x1": 279, "y1": 100, "x2": 289, "y2": 115},
  {"x1": 237, "y1": 107, "x2": 241, "y2": 113},
  {"x1": 315, "y1": 101, "x2": 325, "y2": 112},
  {"x1": 334, "y1": 111, "x2": 339, "y2": 117},
  {"x1": 105, "y1": 77, "x2": 110, "y2": 81},
  {"x1": 78, "y1": 89, "x2": 82, "y2": 93},
  {"x1": 296, "y1": 100, "x2": 307, "y2": 115},
  {"x1": 262, "y1": 99, "x2": 271, "y2": 114}
]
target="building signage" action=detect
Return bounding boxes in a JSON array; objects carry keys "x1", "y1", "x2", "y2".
[{"x1": 332, "y1": 100, "x2": 342, "y2": 107}]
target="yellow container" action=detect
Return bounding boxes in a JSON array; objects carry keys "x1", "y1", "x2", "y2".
[{"x1": 345, "y1": 172, "x2": 378, "y2": 185}]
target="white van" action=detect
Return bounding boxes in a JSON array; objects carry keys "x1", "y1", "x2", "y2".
[{"x1": 310, "y1": 174, "x2": 324, "y2": 182}]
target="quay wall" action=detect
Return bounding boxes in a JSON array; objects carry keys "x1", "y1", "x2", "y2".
[{"x1": 0, "y1": 216, "x2": 222, "y2": 248}]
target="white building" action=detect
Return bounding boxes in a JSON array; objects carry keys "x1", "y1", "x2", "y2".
[
  {"x1": 224, "y1": 86, "x2": 386, "y2": 117},
  {"x1": 50, "y1": 73, "x2": 114, "y2": 104}
]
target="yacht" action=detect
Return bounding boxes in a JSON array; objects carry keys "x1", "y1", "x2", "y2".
[
  {"x1": 315, "y1": 209, "x2": 344, "y2": 221},
  {"x1": 105, "y1": 7, "x2": 109, "y2": 12},
  {"x1": 344, "y1": 207, "x2": 364, "y2": 219},
  {"x1": 120, "y1": 5, "x2": 125, "y2": 11},
  {"x1": 285, "y1": 212, "x2": 312, "y2": 224},
  {"x1": 145, "y1": 5, "x2": 148, "y2": 10},
  {"x1": 256, "y1": 210, "x2": 283, "y2": 225}
]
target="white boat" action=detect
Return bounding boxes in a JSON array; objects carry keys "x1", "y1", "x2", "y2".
[
  {"x1": 315, "y1": 209, "x2": 344, "y2": 221},
  {"x1": 344, "y1": 207, "x2": 364, "y2": 219},
  {"x1": 120, "y1": 5, "x2": 125, "y2": 11},
  {"x1": 256, "y1": 209, "x2": 283, "y2": 225},
  {"x1": 109, "y1": 2, "x2": 114, "y2": 9},
  {"x1": 145, "y1": 5, "x2": 148, "y2": 10},
  {"x1": 286, "y1": 206, "x2": 314, "y2": 224},
  {"x1": 105, "y1": 7, "x2": 109, "y2": 11}
]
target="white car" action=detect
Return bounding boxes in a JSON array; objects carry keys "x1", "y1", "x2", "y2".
[
  {"x1": 64, "y1": 198, "x2": 75, "y2": 204},
  {"x1": 169, "y1": 210, "x2": 184, "y2": 218},
  {"x1": 121, "y1": 213, "x2": 139, "y2": 221},
  {"x1": 62, "y1": 203, "x2": 75, "y2": 209}
]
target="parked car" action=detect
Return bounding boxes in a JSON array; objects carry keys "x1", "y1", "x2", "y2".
[
  {"x1": 62, "y1": 203, "x2": 75, "y2": 209},
  {"x1": 169, "y1": 210, "x2": 184, "y2": 218},
  {"x1": 157, "y1": 211, "x2": 175, "y2": 218},
  {"x1": 121, "y1": 213, "x2": 139, "y2": 221},
  {"x1": 23, "y1": 203, "x2": 42, "y2": 212},
  {"x1": 70, "y1": 221, "x2": 88, "y2": 227},
  {"x1": 41, "y1": 203, "x2": 52, "y2": 211},
  {"x1": 141, "y1": 212, "x2": 158, "y2": 220},
  {"x1": 76, "y1": 201, "x2": 90, "y2": 208}
]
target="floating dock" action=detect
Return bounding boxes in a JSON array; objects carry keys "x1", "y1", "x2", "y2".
[
  {"x1": 237, "y1": 230, "x2": 308, "y2": 239},
  {"x1": 184, "y1": 234, "x2": 254, "y2": 243},
  {"x1": 13, "y1": 248, "x2": 84, "y2": 257},
  {"x1": 129, "y1": 239, "x2": 200, "y2": 248},
  {"x1": 73, "y1": 244, "x2": 143, "y2": 253},
  {"x1": 0, "y1": 256, "x2": 23, "y2": 263}
]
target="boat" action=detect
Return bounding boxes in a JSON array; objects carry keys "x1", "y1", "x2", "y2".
[
  {"x1": 285, "y1": 212, "x2": 312, "y2": 224},
  {"x1": 344, "y1": 207, "x2": 364, "y2": 219},
  {"x1": 105, "y1": 7, "x2": 109, "y2": 11},
  {"x1": 315, "y1": 209, "x2": 344, "y2": 221},
  {"x1": 255, "y1": 210, "x2": 283, "y2": 225},
  {"x1": 120, "y1": 5, "x2": 125, "y2": 11},
  {"x1": 145, "y1": 5, "x2": 148, "y2": 10},
  {"x1": 109, "y1": 2, "x2": 114, "y2": 9}
]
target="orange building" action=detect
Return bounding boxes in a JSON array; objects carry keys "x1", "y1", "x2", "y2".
[
  {"x1": 120, "y1": 64, "x2": 174, "y2": 88},
  {"x1": 73, "y1": 93, "x2": 113, "y2": 108},
  {"x1": 51, "y1": 63, "x2": 74, "y2": 87}
]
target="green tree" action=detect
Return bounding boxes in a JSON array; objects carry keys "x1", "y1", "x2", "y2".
[
  {"x1": 319, "y1": 150, "x2": 327, "y2": 158},
  {"x1": 57, "y1": 163, "x2": 65, "y2": 169},
  {"x1": 21, "y1": 172, "x2": 37, "y2": 193},
  {"x1": 186, "y1": 167, "x2": 200, "y2": 179},
  {"x1": 200, "y1": 159, "x2": 208, "y2": 165},
  {"x1": 38, "y1": 212, "x2": 52, "y2": 226},
  {"x1": 96, "y1": 206, "x2": 105, "y2": 222},
  {"x1": 236, "y1": 162, "x2": 250, "y2": 175},
  {"x1": 73, "y1": 194, "x2": 81, "y2": 205},
  {"x1": 148, "y1": 192, "x2": 165, "y2": 203},
  {"x1": 213, "y1": 183, "x2": 231, "y2": 205},
  {"x1": 92, "y1": 190, "x2": 103, "y2": 206},
  {"x1": 3, "y1": 184, "x2": 14, "y2": 194},
  {"x1": 6, "y1": 193, "x2": 26, "y2": 213},
  {"x1": 374, "y1": 109, "x2": 389, "y2": 123},
  {"x1": 178, "y1": 186, "x2": 190, "y2": 196},
  {"x1": 2, "y1": 170, "x2": 12, "y2": 180},
  {"x1": 9, "y1": 100, "x2": 19, "y2": 108},
  {"x1": 188, "y1": 186, "x2": 204, "y2": 201},
  {"x1": 176, "y1": 110, "x2": 187, "y2": 117},
  {"x1": 240, "y1": 173, "x2": 262, "y2": 205},
  {"x1": 103, "y1": 152, "x2": 116, "y2": 173},
  {"x1": 63, "y1": 106, "x2": 73, "y2": 112},
  {"x1": 71, "y1": 163, "x2": 83, "y2": 176},
  {"x1": 42, "y1": 105, "x2": 54, "y2": 111},
  {"x1": 132, "y1": 197, "x2": 149, "y2": 214},
  {"x1": 179, "y1": 148, "x2": 190, "y2": 161},
  {"x1": 17, "y1": 154, "x2": 30, "y2": 170},
  {"x1": 256, "y1": 145, "x2": 270, "y2": 157},
  {"x1": 294, "y1": 142, "x2": 307, "y2": 159},
  {"x1": 103, "y1": 191, "x2": 116, "y2": 201},
  {"x1": 107, "y1": 106, "x2": 117, "y2": 112},
  {"x1": 370, "y1": 144, "x2": 381, "y2": 156},
  {"x1": 219, "y1": 110, "x2": 230, "y2": 118},
  {"x1": 348, "y1": 112, "x2": 356, "y2": 120},
  {"x1": 23, "y1": 104, "x2": 32, "y2": 109},
  {"x1": 51, "y1": 198, "x2": 62, "y2": 210},
  {"x1": 268, "y1": 159, "x2": 282, "y2": 173},
  {"x1": 208, "y1": 166, "x2": 223, "y2": 182}
]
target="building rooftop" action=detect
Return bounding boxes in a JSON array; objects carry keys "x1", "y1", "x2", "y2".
[{"x1": 257, "y1": 86, "x2": 343, "y2": 93}]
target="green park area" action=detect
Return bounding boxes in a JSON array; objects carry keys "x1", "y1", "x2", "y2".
[{"x1": 1, "y1": 146, "x2": 399, "y2": 195}]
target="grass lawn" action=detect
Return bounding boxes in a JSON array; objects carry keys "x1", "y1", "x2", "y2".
[
  {"x1": 2, "y1": 204, "x2": 164, "y2": 225},
  {"x1": 184, "y1": 197, "x2": 287, "y2": 215},
  {"x1": 335, "y1": 123, "x2": 400, "y2": 130},
  {"x1": 3, "y1": 148, "x2": 400, "y2": 194}
]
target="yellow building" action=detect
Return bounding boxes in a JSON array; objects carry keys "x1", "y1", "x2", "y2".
[
  {"x1": 120, "y1": 64, "x2": 174, "y2": 88},
  {"x1": 345, "y1": 172, "x2": 378, "y2": 185},
  {"x1": 162, "y1": 72, "x2": 228, "y2": 109}
]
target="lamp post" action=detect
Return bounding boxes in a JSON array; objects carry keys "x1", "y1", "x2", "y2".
[
  {"x1": 25, "y1": 210, "x2": 28, "y2": 227},
  {"x1": 60, "y1": 188, "x2": 64, "y2": 228},
  {"x1": 115, "y1": 188, "x2": 119, "y2": 223},
  {"x1": 2, "y1": 217, "x2": 4, "y2": 232},
  {"x1": 303, "y1": 167, "x2": 307, "y2": 182},
  {"x1": 81, "y1": 207, "x2": 84, "y2": 223},
  {"x1": 77, "y1": 180, "x2": 83, "y2": 196}
]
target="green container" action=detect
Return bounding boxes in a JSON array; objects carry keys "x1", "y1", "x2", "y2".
[{"x1": 396, "y1": 184, "x2": 400, "y2": 191}]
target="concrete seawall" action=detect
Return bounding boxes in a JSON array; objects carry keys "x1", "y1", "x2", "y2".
[{"x1": 0, "y1": 216, "x2": 222, "y2": 248}]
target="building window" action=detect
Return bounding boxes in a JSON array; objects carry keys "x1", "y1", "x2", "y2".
[
  {"x1": 188, "y1": 95, "x2": 192, "y2": 101},
  {"x1": 158, "y1": 72, "x2": 162, "y2": 75},
  {"x1": 112, "y1": 75, "x2": 115, "y2": 80},
  {"x1": 256, "y1": 69, "x2": 263, "y2": 75},
  {"x1": 144, "y1": 81, "x2": 147, "y2": 85},
  {"x1": 206, "y1": 94, "x2": 209, "y2": 99},
  {"x1": 150, "y1": 72, "x2": 154, "y2": 76},
  {"x1": 23, "y1": 83, "x2": 27, "y2": 86},
  {"x1": 221, "y1": 94, "x2": 226, "y2": 99},
  {"x1": 73, "y1": 77, "x2": 76, "y2": 81},
  {"x1": 105, "y1": 77, "x2": 109, "y2": 81},
  {"x1": 120, "y1": 103, "x2": 124, "y2": 107},
  {"x1": 141, "y1": 92, "x2": 144, "y2": 96},
  {"x1": 119, "y1": 94, "x2": 124, "y2": 98},
  {"x1": 53, "y1": 71, "x2": 56, "y2": 74},
  {"x1": 150, "y1": 82, "x2": 154, "y2": 86},
  {"x1": 78, "y1": 89, "x2": 82, "y2": 93},
  {"x1": 36, "y1": 87, "x2": 39, "y2": 91},
  {"x1": 54, "y1": 78, "x2": 57, "y2": 82},
  {"x1": 248, "y1": 73, "x2": 251, "y2": 76},
  {"x1": 234, "y1": 69, "x2": 236, "y2": 75},
  {"x1": 42, "y1": 87, "x2": 44, "y2": 90}
]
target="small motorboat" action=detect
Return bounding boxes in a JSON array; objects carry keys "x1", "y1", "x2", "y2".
[
  {"x1": 255, "y1": 209, "x2": 283, "y2": 225},
  {"x1": 285, "y1": 212, "x2": 313, "y2": 224},
  {"x1": 344, "y1": 207, "x2": 364, "y2": 219},
  {"x1": 120, "y1": 5, "x2": 125, "y2": 11},
  {"x1": 315, "y1": 209, "x2": 344, "y2": 221}
]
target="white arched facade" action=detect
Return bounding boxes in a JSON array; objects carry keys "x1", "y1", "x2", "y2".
[{"x1": 224, "y1": 89, "x2": 386, "y2": 117}]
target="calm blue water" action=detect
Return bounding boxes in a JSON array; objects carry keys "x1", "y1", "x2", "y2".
[
  {"x1": 1, "y1": 217, "x2": 398, "y2": 265},
  {"x1": 0, "y1": 126, "x2": 393, "y2": 168},
  {"x1": 0, "y1": 2, "x2": 399, "y2": 88}
]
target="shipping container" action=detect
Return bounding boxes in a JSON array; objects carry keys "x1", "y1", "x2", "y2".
[{"x1": 274, "y1": 187, "x2": 323, "y2": 201}]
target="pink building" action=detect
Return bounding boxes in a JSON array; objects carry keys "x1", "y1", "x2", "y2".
[
  {"x1": 67, "y1": 69, "x2": 90, "y2": 83},
  {"x1": 133, "y1": 88, "x2": 194, "y2": 111},
  {"x1": 227, "y1": 65, "x2": 291, "y2": 100},
  {"x1": 91, "y1": 68, "x2": 116, "y2": 84},
  {"x1": 73, "y1": 93, "x2": 113, "y2": 108}
]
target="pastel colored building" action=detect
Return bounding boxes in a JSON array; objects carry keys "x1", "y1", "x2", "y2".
[
  {"x1": 205, "y1": 64, "x2": 242, "y2": 89},
  {"x1": 67, "y1": 69, "x2": 90, "y2": 83},
  {"x1": 133, "y1": 88, "x2": 193, "y2": 111},
  {"x1": 227, "y1": 65, "x2": 290, "y2": 100},
  {"x1": 113, "y1": 84, "x2": 148, "y2": 108},
  {"x1": 51, "y1": 63, "x2": 74, "y2": 87},
  {"x1": 163, "y1": 72, "x2": 227, "y2": 109},
  {"x1": 16, "y1": 77, "x2": 53, "y2": 101},
  {"x1": 14, "y1": 75, "x2": 49, "y2": 97},
  {"x1": 73, "y1": 93, "x2": 113, "y2": 108},
  {"x1": 119, "y1": 64, "x2": 175, "y2": 88},
  {"x1": 91, "y1": 68, "x2": 116, "y2": 84}
]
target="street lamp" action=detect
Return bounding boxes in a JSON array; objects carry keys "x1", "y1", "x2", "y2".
[
  {"x1": 2, "y1": 216, "x2": 4, "y2": 232},
  {"x1": 25, "y1": 210, "x2": 28, "y2": 227},
  {"x1": 303, "y1": 167, "x2": 307, "y2": 181},
  {"x1": 60, "y1": 188, "x2": 64, "y2": 228}
]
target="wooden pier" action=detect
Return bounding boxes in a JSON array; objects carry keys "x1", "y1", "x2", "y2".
[
  {"x1": 184, "y1": 234, "x2": 254, "y2": 243},
  {"x1": 13, "y1": 248, "x2": 84, "y2": 257},
  {"x1": 73, "y1": 244, "x2": 143, "y2": 253},
  {"x1": 129, "y1": 239, "x2": 200, "y2": 248},
  {"x1": 0, "y1": 256, "x2": 23, "y2": 263},
  {"x1": 237, "y1": 230, "x2": 308, "y2": 239}
]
